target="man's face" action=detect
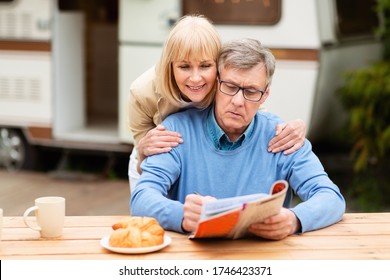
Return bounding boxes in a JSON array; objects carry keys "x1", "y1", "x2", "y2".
[{"x1": 214, "y1": 63, "x2": 269, "y2": 142}]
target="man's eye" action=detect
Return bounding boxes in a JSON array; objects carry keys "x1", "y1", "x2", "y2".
[
  {"x1": 226, "y1": 84, "x2": 238, "y2": 90},
  {"x1": 245, "y1": 89, "x2": 260, "y2": 96}
]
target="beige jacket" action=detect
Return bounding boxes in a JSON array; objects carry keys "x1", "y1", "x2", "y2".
[{"x1": 127, "y1": 66, "x2": 181, "y2": 147}]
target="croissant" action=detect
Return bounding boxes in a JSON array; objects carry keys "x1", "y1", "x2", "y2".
[{"x1": 109, "y1": 216, "x2": 164, "y2": 248}]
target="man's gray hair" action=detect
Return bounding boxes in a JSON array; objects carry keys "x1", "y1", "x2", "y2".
[{"x1": 218, "y1": 38, "x2": 276, "y2": 85}]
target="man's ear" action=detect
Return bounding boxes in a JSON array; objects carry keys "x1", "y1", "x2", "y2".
[{"x1": 260, "y1": 87, "x2": 270, "y2": 104}]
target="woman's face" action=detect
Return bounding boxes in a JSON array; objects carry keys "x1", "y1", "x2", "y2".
[{"x1": 172, "y1": 57, "x2": 217, "y2": 103}]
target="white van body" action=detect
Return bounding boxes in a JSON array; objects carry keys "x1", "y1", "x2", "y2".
[
  {"x1": 119, "y1": 0, "x2": 383, "y2": 143},
  {"x1": 0, "y1": 0, "x2": 383, "y2": 169}
]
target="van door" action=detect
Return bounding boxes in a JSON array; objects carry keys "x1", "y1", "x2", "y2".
[
  {"x1": 53, "y1": 0, "x2": 121, "y2": 145},
  {"x1": 118, "y1": 0, "x2": 180, "y2": 143}
]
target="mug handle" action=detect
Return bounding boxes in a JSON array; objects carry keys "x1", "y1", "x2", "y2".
[{"x1": 23, "y1": 206, "x2": 42, "y2": 231}]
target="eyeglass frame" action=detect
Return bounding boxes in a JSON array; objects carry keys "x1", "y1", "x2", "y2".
[{"x1": 217, "y1": 77, "x2": 268, "y2": 102}]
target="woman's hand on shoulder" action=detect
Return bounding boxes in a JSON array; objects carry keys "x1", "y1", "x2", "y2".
[
  {"x1": 138, "y1": 124, "x2": 183, "y2": 159},
  {"x1": 268, "y1": 119, "x2": 306, "y2": 155}
]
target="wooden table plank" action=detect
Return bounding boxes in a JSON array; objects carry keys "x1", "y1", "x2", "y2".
[
  {"x1": 3, "y1": 247, "x2": 389, "y2": 260},
  {"x1": 4, "y1": 216, "x2": 125, "y2": 228},
  {"x1": 338, "y1": 213, "x2": 390, "y2": 224},
  {"x1": 2, "y1": 214, "x2": 390, "y2": 260},
  {"x1": 2, "y1": 235, "x2": 389, "y2": 258}
]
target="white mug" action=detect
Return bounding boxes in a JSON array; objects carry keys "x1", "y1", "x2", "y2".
[
  {"x1": 0, "y1": 208, "x2": 3, "y2": 241},
  {"x1": 23, "y1": 196, "x2": 65, "y2": 238}
]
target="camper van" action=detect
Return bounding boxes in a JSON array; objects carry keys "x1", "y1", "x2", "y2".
[{"x1": 0, "y1": 0, "x2": 383, "y2": 170}]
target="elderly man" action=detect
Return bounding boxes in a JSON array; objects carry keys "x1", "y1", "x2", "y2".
[{"x1": 130, "y1": 38, "x2": 345, "y2": 240}]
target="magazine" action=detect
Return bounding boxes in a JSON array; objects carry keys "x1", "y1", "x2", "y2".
[{"x1": 189, "y1": 180, "x2": 288, "y2": 239}]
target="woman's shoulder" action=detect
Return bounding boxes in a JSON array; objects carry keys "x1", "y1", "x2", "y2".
[
  {"x1": 128, "y1": 65, "x2": 182, "y2": 125},
  {"x1": 128, "y1": 66, "x2": 160, "y2": 108},
  {"x1": 130, "y1": 66, "x2": 157, "y2": 93}
]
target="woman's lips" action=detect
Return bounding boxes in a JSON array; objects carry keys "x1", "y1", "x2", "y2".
[{"x1": 187, "y1": 84, "x2": 204, "y2": 91}]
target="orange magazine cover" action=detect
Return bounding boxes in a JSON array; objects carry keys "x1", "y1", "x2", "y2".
[{"x1": 189, "y1": 180, "x2": 288, "y2": 239}]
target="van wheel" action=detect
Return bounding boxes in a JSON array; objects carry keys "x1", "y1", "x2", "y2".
[{"x1": 0, "y1": 128, "x2": 37, "y2": 171}]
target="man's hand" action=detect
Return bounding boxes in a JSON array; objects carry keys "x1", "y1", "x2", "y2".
[
  {"x1": 268, "y1": 119, "x2": 306, "y2": 155},
  {"x1": 248, "y1": 208, "x2": 301, "y2": 240},
  {"x1": 182, "y1": 193, "x2": 216, "y2": 233}
]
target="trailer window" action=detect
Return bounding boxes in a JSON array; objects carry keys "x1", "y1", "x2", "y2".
[
  {"x1": 336, "y1": 0, "x2": 379, "y2": 38},
  {"x1": 182, "y1": 0, "x2": 281, "y2": 25}
]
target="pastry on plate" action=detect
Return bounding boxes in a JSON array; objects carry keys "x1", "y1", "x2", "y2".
[{"x1": 109, "y1": 216, "x2": 164, "y2": 248}]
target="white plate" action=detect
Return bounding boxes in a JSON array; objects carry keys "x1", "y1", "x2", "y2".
[{"x1": 100, "y1": 235, "x2": 171, "y2": 254}]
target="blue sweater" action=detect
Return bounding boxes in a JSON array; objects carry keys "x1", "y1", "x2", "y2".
[{"x1": 131, "y1": 107, "x2": 346, "y2": 233}]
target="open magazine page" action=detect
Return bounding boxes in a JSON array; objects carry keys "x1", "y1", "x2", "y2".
[
  {"x1": 190, "y1": 180, "x2": 288, "y2": 239},
  {"x1": 228, "y1": 189, "x2": 288, "y2": 239},
  {"x1": 200, "y1": 193, "x2": 269, "y2": 219}
]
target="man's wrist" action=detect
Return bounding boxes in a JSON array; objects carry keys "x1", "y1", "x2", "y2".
[
  {"x1": 181, "y1": 218, "x2": 191, "y2": 233},
  {"x1": 292, "y1": 215, "x2": 302, "y2": 234},
  {"x1": 289, "y1": 210, "x2": 302, "y2": 235}
]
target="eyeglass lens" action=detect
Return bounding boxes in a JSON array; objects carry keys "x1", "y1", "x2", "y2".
[{"x1": 219, "y1": 81, "x2": 263, "y2": 102}]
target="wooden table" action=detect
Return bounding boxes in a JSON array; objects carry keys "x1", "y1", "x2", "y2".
[{"x1": 1, "y1": 213, "x2": 390, "y2": 260}]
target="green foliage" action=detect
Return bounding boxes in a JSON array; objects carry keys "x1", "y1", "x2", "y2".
[
  {"x1": 377, "y1": 0, "x2": 390, "y2": 59},
  {"x1": 336, "y1": 0, "x2": 390, "y2": 174},
  {"x1": 337, "y1": 61, "x2": 390, "y2": 172},
  {"x1": 345, "y1": 169, "x2": 390, "y2": 212}
]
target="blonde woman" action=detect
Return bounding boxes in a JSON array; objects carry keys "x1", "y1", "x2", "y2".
[{"x1": 128, "y1": 15, "x2": 305, "y2": 192}]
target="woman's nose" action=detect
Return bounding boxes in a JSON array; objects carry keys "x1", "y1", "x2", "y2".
[{"x1": 189, "y1": 70, "x2": 202, "y2": 83}]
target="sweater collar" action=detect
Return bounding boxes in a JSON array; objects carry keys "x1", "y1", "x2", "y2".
[{"x1": 206, "y1": 106, "x2": 255, "y2": 150}]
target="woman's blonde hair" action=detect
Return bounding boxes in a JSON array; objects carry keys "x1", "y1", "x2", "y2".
[{"x1": 156, "y1": 15, "x2": 221, "y2": 109}]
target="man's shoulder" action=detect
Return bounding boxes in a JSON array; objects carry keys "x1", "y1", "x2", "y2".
[
  {"x1": 256, "y1": 111, "x2": 313, "y2": 154},
  {"x1": 164, "y1": 107, "x2": 206, "y2": 122},
  {"x1": 256, "y1": 110, "x2": 284, "y2": 125},
  {"x1": 163, "y1": 108, "x2": 208, "y2": 132}
]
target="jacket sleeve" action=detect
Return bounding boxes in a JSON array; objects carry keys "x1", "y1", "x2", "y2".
[{"x1": 127, "y1": 66, "x2": 161, "y2": 147}]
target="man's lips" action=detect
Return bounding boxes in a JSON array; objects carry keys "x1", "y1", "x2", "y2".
[{"x1": 227, "y1": 111, "x2": 242, "y2": 118}]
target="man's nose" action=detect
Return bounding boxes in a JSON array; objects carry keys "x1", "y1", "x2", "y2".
[{"x1": 231, "y1": 89, "x2": 245, "y2": 105}]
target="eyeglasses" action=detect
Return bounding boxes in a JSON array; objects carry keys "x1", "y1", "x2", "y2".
[{"x1": 218, "y1": 78, "x2": 267, "y2": 102}]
